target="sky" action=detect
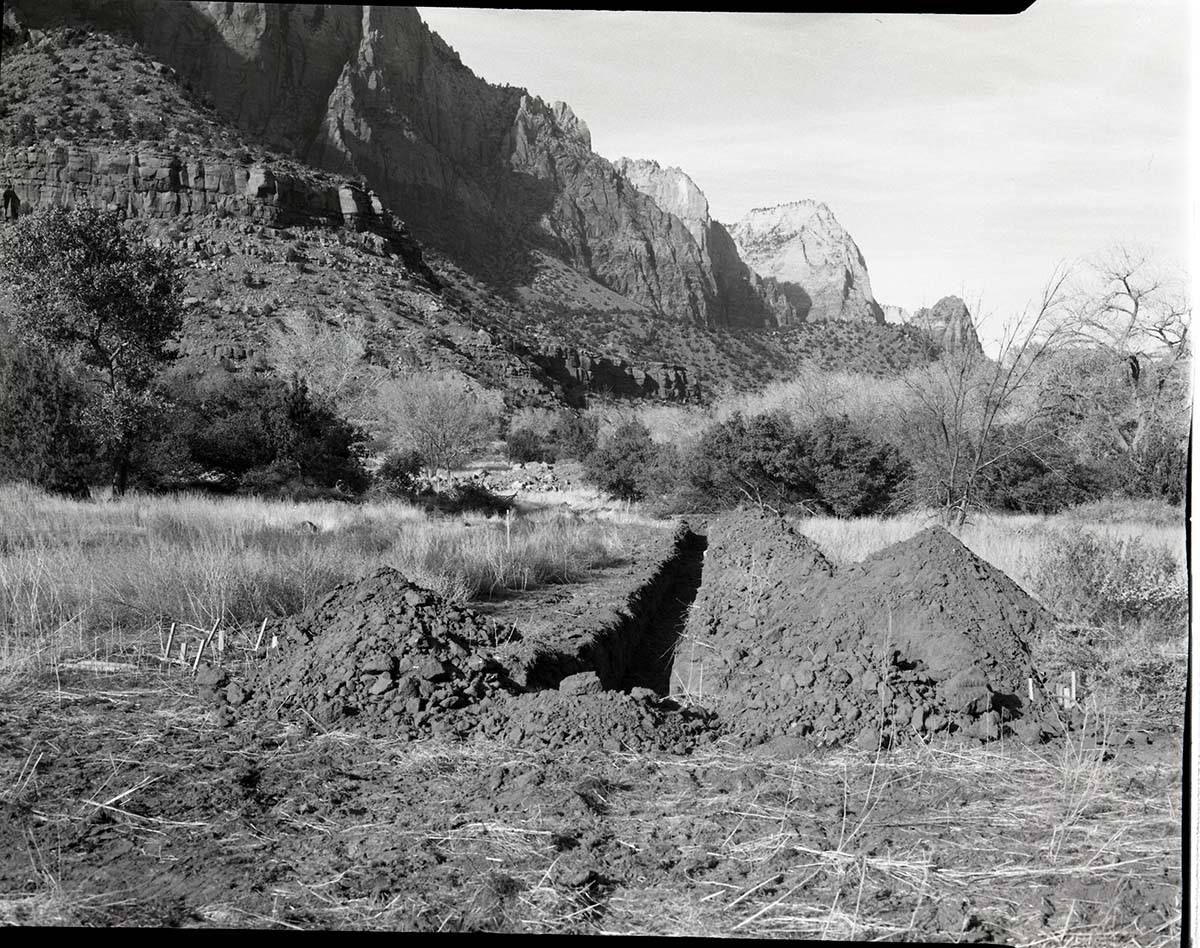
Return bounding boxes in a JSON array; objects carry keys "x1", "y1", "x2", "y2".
[{"x1": 418, "y1": 4, "x2": 1193, "y2": 346}]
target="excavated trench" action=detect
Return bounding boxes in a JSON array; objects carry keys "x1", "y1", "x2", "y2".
[
  {"x1": 500, "y1": 526, "x2": 708, "y2": 695},
  {"x1": 616, "y1": 530, "x2": 707, "y2": 694},
  {"x1": 219, "y1": 510, "x2": 1070, "y2": 750}
]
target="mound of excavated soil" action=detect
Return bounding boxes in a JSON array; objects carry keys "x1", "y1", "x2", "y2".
[
  {"x1": 671, "y1": 509, "x2": 1064, "y2": 748},
  {"x1": 219, "y1": 567, "x2": 719, "y2": 750},
  {"x1": 231, "y1": 568, "x2": 513, "y2": 738}
]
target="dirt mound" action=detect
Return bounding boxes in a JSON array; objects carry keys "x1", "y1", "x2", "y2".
[
  {"x1": 231, "y1": 568, "x2": 513, "y2": 738},
  {"x1": 217, "y1": 566, "x2": 719, "y2": 751},
  {"x1": 672, "y1": 511, "x2": 1063, "y2": 748}
]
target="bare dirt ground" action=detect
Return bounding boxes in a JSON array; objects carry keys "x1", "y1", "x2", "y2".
[
  {"x1": 0, "y1": 662, "x2": 1183, "y2": 940},
  {"x1": 0, "y1": 511, "x2": 1184, "y2": 940}
]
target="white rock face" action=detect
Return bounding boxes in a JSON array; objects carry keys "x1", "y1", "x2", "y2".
[
  {"x1": 729, "y1": 201, "x2": 884, "y2": 324},
  {"x1": 881, "y1": 304, "x2": 912, "y2": 324},
  {"x1": 613, "y1": 158, "x2": 711, "y2": 253}
]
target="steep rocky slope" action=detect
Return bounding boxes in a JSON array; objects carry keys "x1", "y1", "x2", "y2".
[
  {"x1": 1, "y1": 9, "x2": 956, "y2": 401},
  {"x1": 0, "y1": 25, "x2": 709, "y2": 406},
  {"x1": 729, "y1": 201, "x2": 885, "y2": 325},
  {"x1": 6, "y1": 1, "x2": 744, "y2": 328}
]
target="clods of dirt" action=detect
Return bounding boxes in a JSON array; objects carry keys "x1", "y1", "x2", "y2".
[
  {"x1": 222, "y1": 566, "x2": 720, "y2": 751},
  {"x1": 672, "y1": 508, "x2": 1066, "y2": 748},
  {"x1": 231, "y1": 568, "x2": 514, "y2": 738}
]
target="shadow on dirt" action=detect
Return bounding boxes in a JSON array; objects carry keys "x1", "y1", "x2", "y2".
[{"x1": 619, "y1": 531, "x2": 706, "y2": 695}]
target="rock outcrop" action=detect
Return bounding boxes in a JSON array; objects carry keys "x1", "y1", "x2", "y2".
[
  {"x1": 530, "y1": 344, "x2": 701, "y2": 402},
  {"x1": 729, "y1": 201, "x2": 885, "y2": 324},
  {"x1": 911, "y1": 296, "x2": 983, "y2": 356},
  {"x1": 0, "y1": 143, "x2": 431, "y2": 276}
]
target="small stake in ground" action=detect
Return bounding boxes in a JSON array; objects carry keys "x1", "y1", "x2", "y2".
[
  {"x1": 192, "y1": 618, "x2": 220, "y2": 672},
  {"x1": 253, "y1": 617, "x2": 268, "y2": 651},
  {"x1": 178, "y1": 641, "x2": 188, "y2": 666},
  {"x1": 217, "y1": 625, "x2": 225, "y2": 655},
  {"x1": 163, "y1": 622, "x2": 177, "y2": 662},
  {"x1": 1027, "y1": 677, "x2": 1034, "y2": 702}
]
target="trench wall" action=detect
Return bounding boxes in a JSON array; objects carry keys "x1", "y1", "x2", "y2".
[{"x1": 499, "y1": 524, "x2": 706, "y2": 693}]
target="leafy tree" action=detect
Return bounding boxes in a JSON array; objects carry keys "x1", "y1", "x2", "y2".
[
  {"x1": 683, "y1": 410, "x2": 816, "y2": 511},
  {"x1": 970, "y1": 422, "x2": 1111, "y2": 514},
  {"x1": 805, "y1": 415, "x2": 909, "y2": 517},
  {"x1": 583, "y1": 419, "x2": 677, "y2": 502},
  {"x1": 0, "y1": 205, "x2": 184, "y2": 494},
  {"x1": 137, "y1": 372, "x2": 369, "y2": 496},
  {"x1": 0, "y1": 319, "x2": 100, "y2": 495}
]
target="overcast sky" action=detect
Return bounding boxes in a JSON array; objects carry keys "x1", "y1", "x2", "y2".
[{"x1": 418, "y1": 4, "x2": 1192, "y2": 342}]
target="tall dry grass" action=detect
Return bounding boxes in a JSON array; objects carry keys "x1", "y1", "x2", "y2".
[
  {"x1": 0, "y1": 484, "x2": 629, "y2": 677},
  {"x1": 791, "y1": 506, "x2": 1186, "y2": 594}
]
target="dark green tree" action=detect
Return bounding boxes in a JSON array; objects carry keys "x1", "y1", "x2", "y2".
[
  {"x1": 684, "y1": 410, "x2": 816, "y2": 511},
  {"x1": 0, "y1": 319, "x2": 100, "y2": 494},
  {"x1": 0, "y1": 205, "x2": 184, "y2": 495},
  {"x1": 804, "y1": 415, "x2": 910, "y2": 517},
  {"x1": 583, "y1": 419, "x2": 677, "y2": 502}
]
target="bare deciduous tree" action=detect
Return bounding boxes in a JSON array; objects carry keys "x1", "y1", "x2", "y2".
[
  {"x1": 899, "y1": 267, "x2": 1073, "y2": 527},
  {"x1": 268, "y1": 312, "x2": 380, "y2": 421},
  {"x1": 379, "y1": 371, "x2": 502, "y2": 476},
  {"x1": 1046, "y1": 245, "x2": 1191, "y2": 457}
]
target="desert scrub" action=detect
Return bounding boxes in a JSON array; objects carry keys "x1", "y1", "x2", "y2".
[{"x1": 1032, "y1": 526, "x2": 1188, "y2": 630}]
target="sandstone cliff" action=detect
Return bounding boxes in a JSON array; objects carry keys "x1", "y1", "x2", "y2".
[
  {"x1": 9, "y1": 1, "x2": 763, "y2": 328},
  {"x1": 612, "y1": 157, "x2": 785, "y2": 328},
  {"x1": 729, "y1": 201, "x2": 885, "y2": 324},
  {"x1": 911, "y1": 296, "x2": 983, "y2": 356}
]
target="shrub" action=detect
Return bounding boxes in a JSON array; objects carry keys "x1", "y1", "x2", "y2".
[
  {"x1": 583, "y1": 419, "x2": 677, "y2": 502},
  {"x1": 136, "y1": 373, "x2": 370, "y2": 497},
  {"x1": 132, "y1": 117, "x2": 162, "y2": 140},
  {"x1": 1032, "y1": 527, "x2": 1188, "y2": 630},
  {"x1": 0, "y1": 322, "x2": 101, "y2": 495},
  {"x1": 1121, "y1": 421, "x2": 1187, "y2": 506},
  {"x1": 507, "y1": 426, "x2": 554, "y2": 463},
  {"x1": 375, "y1": 449, "x2": 424, "y2": 498},
  {"x1": 550, "y1": 411, "x2": 599, "y2": 461},
  {"x1": 805, "y1": 415, "x2": 909, "y2": 517},
  {"x1": 14, "y1": 112, "x2": 36, "y2": 145},
  {"x1": 426, "y1": 481, "x2": 514, "y2": 516},
  {"x1": 681, "y1": 410, "x2": 815, "y2": 511}
]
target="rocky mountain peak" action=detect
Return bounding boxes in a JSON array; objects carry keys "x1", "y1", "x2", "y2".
[
  {"x1": 612, "y1": 158, "x2": 710, "y2": 249},
  {"x1": 911, "y1": 296, "x2": 983, "y2": 356},
  {"x1": 729, "y1": 201, "x2": 883, "y2": 324}
]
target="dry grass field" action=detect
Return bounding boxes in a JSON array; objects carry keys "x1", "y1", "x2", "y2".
[{"x1": 0, "y1": 485, "x2": 1187, "y2": 940}]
